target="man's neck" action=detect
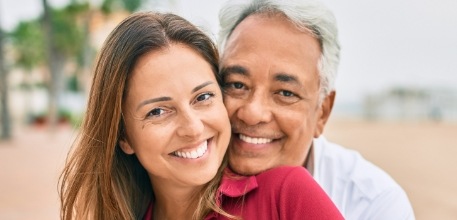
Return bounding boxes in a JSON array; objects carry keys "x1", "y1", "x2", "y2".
[{"x1": 304, "y1": 144, "x2": 315, "y2": 176}]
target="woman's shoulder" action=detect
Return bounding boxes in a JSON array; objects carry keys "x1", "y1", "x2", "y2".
[
  {"x1": 255, "y1": 165, "x2": 320, "y2": 197},
  {"x1": 256, "y1": 165, "x2": 312, "y2": 184}
]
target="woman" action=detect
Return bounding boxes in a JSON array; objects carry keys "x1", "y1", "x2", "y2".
[{"x1": 59, "y1": 12, "x2": 343, "y2": 220}]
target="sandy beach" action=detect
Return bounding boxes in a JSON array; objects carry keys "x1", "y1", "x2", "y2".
[
  {"x1": 325, "y1": 117, "x2": 457, "y2": 220},
  {"x1": 1, "y1": 117, "x2": 456, "y2": 219}
]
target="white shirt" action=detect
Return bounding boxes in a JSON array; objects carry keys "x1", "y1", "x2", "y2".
[{"x1": 312, "y1": 136, "x2": 415, "y2": 220}]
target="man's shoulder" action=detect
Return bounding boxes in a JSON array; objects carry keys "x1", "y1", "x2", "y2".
[
  {"x1": 313, "y1": 136, "x2": 415, "y2": 219},
  {"x1": 314, "y1": 136, "x2": 400, "y2": 199}
]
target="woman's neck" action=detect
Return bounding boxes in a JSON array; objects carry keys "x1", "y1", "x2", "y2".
[{"x1": 151, "y1": 181, "x2": 203, "y2": 220}]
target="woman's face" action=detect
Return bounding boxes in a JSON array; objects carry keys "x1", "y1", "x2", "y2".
[{"x1": 120, "y1": 44, "x2": 231, "y2": 189}]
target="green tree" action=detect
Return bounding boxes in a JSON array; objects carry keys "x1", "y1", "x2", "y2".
[
  {"x1": 9, "y1": 21, "x2": 45, "y2": 126},
  {"x1": 10, "y1": 21, "x2": 45, "y2": 70},
  {"x1": 42, "y1": 0, "x2": 89, "y2": 129},
  {"x1": 101, "y1": 0, "x2": 146, "y2": 13},
  {"x1": 8, "y1": 0, "x2": 149, "y2": 130}
]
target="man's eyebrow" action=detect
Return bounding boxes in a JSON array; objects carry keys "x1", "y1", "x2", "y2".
[
  {"x1": 274, "y1": 73, "x2": 301, "y2": 85},
  {"x1": 136, "y1": 97, "x2": 172, "y2": 111},
  {"x1": 220, "y1": 65, "x2": 250, "y2": 77}
]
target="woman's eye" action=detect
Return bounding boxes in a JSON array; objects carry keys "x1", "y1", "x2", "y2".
[
  {"x1": 147, "y1": 108, "x2": 165, "y2": 118},
  {"x1": 195, "y1": 92, "x2": 215, "y2": 103}
]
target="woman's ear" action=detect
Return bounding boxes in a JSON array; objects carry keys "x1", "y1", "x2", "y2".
[
  {"x1": 314, "y1": 91, "x2": 335, "y2": 138},
  {"x1": 119, "y1": 139, "x2": 135, "y2": 155},
  {"x1": 119, "y1": 115, "x2": 134, "y2": 154}
]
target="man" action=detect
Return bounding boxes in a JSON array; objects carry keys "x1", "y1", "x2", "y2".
[{"x1": 217, "y1": 0, "x2": 415, "y2": 219}]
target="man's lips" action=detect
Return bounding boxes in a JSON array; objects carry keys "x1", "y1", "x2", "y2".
[{"x1": 239, "y1": 134, "x2": 273, "y2": 144}]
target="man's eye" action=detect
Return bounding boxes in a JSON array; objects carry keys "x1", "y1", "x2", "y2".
[
  {"x1": 225, "y1": 82, "x2": 245, "y2": 89},
  {"x1": 278, "y1": 90, "x2": 296, "y2": 97},
  {"x1": 233, "y1": 82, "x2": 244, "y2": 89}
]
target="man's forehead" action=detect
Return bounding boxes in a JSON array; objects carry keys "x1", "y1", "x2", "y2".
[
  {"x1": 222, "y1": 16, "x2": 320, "y2": 59},
  {"x1": 226, "y1": 13, "x2": 303, "y2": 41}
]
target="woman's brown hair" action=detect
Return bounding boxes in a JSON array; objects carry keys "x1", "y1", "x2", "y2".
[{"x1": 59, "y1": 12, "x2": 229, "y2": 219}]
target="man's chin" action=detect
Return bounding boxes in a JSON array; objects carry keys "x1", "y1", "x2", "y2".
[{"x1": 228, "y1": 160, "x2": 271, "y2": 176}]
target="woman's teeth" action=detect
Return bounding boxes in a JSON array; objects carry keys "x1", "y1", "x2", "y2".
[{"x1": 173, "y1": 141, "x2": 208, "y2": 159}]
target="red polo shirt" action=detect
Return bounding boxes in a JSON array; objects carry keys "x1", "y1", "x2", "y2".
[{"x1": 144, "y1": 166, "x2": 343, "y2": 219}]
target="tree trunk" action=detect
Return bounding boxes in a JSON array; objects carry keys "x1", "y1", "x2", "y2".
[
  {"x1": 0, "y1": 6, "x2": 12, "y2": 140},
  {"x1": 80, "y1": 5, "x2": 94, "y2": 96},
  {"x1": 42, "y1": 0, "x2": 60, "y2": 130}
]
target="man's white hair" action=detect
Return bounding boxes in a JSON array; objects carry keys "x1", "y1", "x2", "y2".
[{"x1": 218, "y1": 0, "x2": 341, "y2": 102}]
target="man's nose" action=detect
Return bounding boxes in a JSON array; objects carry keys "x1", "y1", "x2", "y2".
[{"x1": 236, "y1": 94, "x2": 272, "y2": 126}]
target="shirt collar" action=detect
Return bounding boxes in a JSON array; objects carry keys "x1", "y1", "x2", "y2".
[
  {"x1": 143, "y1": 201, "x2": 153, "y2": 220},
  {"x1": 205, "y1": 168, "x2": 259, "y2": 219},
  {"x1": 218, "y1": 167, "x2": 258, "y2": 198},
  {"x1": 145, "y1": 168, "x2": 259, "y2": 220}
]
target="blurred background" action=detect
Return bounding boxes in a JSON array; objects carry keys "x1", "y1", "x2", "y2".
[{"x1": 0, "y1": 0, "x2": 456, "y2": 219}]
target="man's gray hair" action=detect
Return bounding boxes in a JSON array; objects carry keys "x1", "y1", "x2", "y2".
[{"x1": 218, "y1": 0, "x2": 341, "y2": 101}]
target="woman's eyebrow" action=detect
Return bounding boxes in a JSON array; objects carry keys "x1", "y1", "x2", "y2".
[
  {"x1": 192, "y1": 81, "x2": 214, "y2": 93},
  {"x1": 136, "y1": 97, "x2": 172, "y2": 111}
]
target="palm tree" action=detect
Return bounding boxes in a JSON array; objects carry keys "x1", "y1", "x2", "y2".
[
  {"x1": 7, "y1": 0, "x2": 150, "y2": 132},
  {"x1": 0, "y1": 4, "x2": 11, "y2": 140},
  {"x1": 41, "y1": 0, "x2": 61, "y2": 130},
  {"x1": 40, "y1": 0, "x2": 87, "y2": 129}
]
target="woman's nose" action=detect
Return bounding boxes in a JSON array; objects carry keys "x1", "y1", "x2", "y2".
[{"x1": 176, "y1": 109, "x2": 204, "y2": 138}]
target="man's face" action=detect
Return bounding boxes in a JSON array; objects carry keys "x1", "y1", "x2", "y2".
[{"x1": 220, "y1": 14, "x2": 333, "y2": 175}]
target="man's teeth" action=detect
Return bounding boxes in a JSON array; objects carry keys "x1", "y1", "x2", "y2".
[
  {"x1": 173, "y1": 141, "x2": 208, "y2": 159},
  {"x1": 239, "y1": 134, "x2": 273, "y2": 144}
]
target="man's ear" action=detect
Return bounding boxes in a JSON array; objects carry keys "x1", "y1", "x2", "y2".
[
  {"x1": 314, "y1": 91, "x2": 335, "y2": 138},
  {"x1": 119, "y1": 139, "x2": 135, "y2": 155}
]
